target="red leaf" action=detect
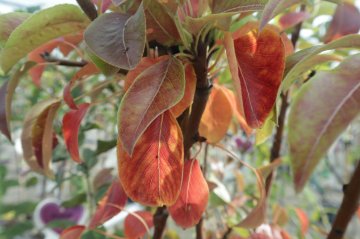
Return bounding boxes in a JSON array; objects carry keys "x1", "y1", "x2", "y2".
[
  {"x1": 58, "y1": 33, "x2": 84, "y2": 56},
  {"x1": 62, "y1": 103, "x2": 90, "y2": 163},
  {"x1": 225, "y1": 23, "x2": 285, "y2": 128},
  {"x1": 89, "y1": 179, "x2": 128, "y2": 229},
  {"x1": 63, "y1": 63, "x2": 100, "y2": 109},
  {"x1": 118, "y1": 111, "x2": 184, "y2": 206},
  {"x1": 92, "y1": 0, "x2": 112, "y2": 13},
  {"x1": 124, "y1": 211, "x2": 154, "y2": 239},
  {"x1": 279, "y1": 11, "x2": 310, "y2": 30},
  {"x1": 169, "y1": 159, "x2": 209, "y2": 228},
  {"x1": 199, "y1": 84, "x2": 232, "y2": 143},
  {"x1": 118, "y1": 56, "x2": 185, "y2": 156},
  {"x1": 294, "y1": 208, "x2": 309, "y2": 235},
  {"x1": 60, "y1": 225, "x2": 86, "y2": 239},
  {"x1": 324, "y1": 2, "x2": 360, "y2": 43}
]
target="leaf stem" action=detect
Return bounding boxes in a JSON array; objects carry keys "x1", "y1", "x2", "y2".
[
  {"x1": 76, "y1": 0, "x2": 98, "y2": 21},
  {"x1": 41, "y1": 53, "x2": 87, "y2": 67},
  {"x1": 153, "y1": 206, "x2": 168, "y2": 239},
  {"x1": 327, "y1": 160, "x2": 360, "y2": 239}
]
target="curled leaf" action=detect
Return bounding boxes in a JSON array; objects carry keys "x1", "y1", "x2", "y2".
[
  {"x1": 62, "y1": 103, "x2": 91, "y2": 163},
  {"x1": 89, "y1": 179, "x2": 127, "y2": 229},
  {"x1": 0, "y1": 12, "x2": 30, "y2": 49},
  {"x1": 124, "y1": 211, "x2": 154, "y2": 239},
  {"x1": 169, "y1": 159, "x2": 209, "y2": 228},
  {"x1": 118, "y1": 56, "x2": 185, "y2": 156},
  {"x1": 21, "y1": 99, "x2": 61, "y2": 178},
  {"x1": 225, "y1": 23, "x2": 285, "y2": 128},
  {"x1": 118, "y1": 111, "x2": 184, "y2": 206}
]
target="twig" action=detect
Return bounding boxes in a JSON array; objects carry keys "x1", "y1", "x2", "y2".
[
  {"x1": 76, "y1": 0, "x2": 98, "y2": 21},
  {"x1": 41, "y1": 53, "x2": 87, "y2": 67},
  {"x1": 327, "y1": 160, "x2": 360, "y2": 239},
  {"x1": 221, "y1": 227, "x2": 233, "y2": 239},
  {"x1": 153, "y1": 206, "x2": 168, "y2": 239}
]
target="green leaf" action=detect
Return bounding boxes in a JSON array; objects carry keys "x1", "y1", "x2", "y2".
[
  {"x1": 84, "y1": 4, "x2": 145, "y2": 70},
  {"x1": 0, "y1": 221, "x2": 33, "y2": 238},
  {"x1": 46, "y1": 219, "x2": 76, "y2": 230},
  {"x1": 25, "y1": 176, "x2": 38, "y2": 187},
  {"x1": 289, "y1": 54, "x2": 360, "y2": 192},
  {"x1": 0, "y1": 62, "x2": 36, "y2": 141},
  {"x1": 95, "y1": 139, "x2": 117, "y2": 155},
  {"x1": 210, "y1": 0, "x2": 268, "y2": 13},
  {"x1": 0, "y1": 12, "x2": 30, "y2": 49},
  {"x1": 282, "y1": 34, "x2": 360, "y2": 92},
  {"x1": 0, "y1": 4, "x2": 89, "y2": 73},
  {"x1": 61, "y1": 193, "x2": 87, "y2": 208},
  {"x1": 85, "y1": 47, "x2": 119, "y2": 76}
]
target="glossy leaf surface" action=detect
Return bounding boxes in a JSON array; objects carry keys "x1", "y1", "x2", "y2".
[
  {"x1": 118, "y1": 111, "x2": 183, "y2": 206},
  {"x1": 62, "y1": 103, "x2": 91, "y2": 163},
  {"x1": 226, "y1": 24, "x2": 285, "y2": 128},
  {"x1": 89, "y1": 179, "x2": 127, "y2": 229},
  {"x1": 0, "y1": 4, "x2": 89, "y2": 73},
  {"x1": 84, "y1": 5, "x2": 145, "y2": 70},
  {"x1": 199, "y1": 84, "x2": 232, "y2": 143},
  {"x1": 118, "y1": 56, "x2": 185, "y2": 155},
  {"x1": 21, "y1": 99, "x2": 61, "y2": 178},
  {"x1": 289, "y1": 54, "x2": 360, "y2": 192},
  {"x1": 169, "y1": 159, "x2": 209, "y2": 228},
  {"x1": 124, "y1": 211, "x2": 153, "y2": 239}
]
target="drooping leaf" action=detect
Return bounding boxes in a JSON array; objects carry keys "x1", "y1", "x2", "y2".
[
  {"x1": 294, "y1": 208, "x2": 309, "y2": 235},
  {"x1": 0, "y1": 62, "x2": 35, "y2": 141},
  {"x1": 63, "y1": 63, "x2": 100, "y2": 109},
  {"x1": 62, "y1": 103, "x2": 91, "y2": 164},
  {"x1": 60, "y1": 225, "x2": 86, "y2": 239},
  {"x1": 282, "y1": 34, "x2": 360, "y2": 92},
  {"x1": 169, "y1": 159, "x2": 209, "y2": 228},
  {"x1": 92, "y1": 168, "x2": 114, "y2": 191},
  {"x1": 199, "y1": 84, "x2": 232, "y2": 143},
  {"x1": 289, "y1": 54, "x2": 360, "y2": 192},
  {"x1": 210, "y1": 0, "x2": 268, "y2": 14},
  {"x1": 118, "y1": 111, "x2": 184, "y2": 206},
  {"x1": 258, "y1": 158, "x2": 282, "y2": 178},
  {"x1": 89, "y1": 179, "x2": 127, "y2": 229},
  {"x1": 144, "y1": 0, "x2": 181, "y2": 45},
  {"x1": 259, "y1": 0, "x2": 302, "y2": 31},
  {"x1": 85, "y1": 47, "x2": 119, "y2": 76},
  {"x1": 0, "y1": 12, "x2": 30, "y2": 49},
  {"x1": 255, "y1": 107, "x2": 275, "y2": 145},
  {"x1": 124, "y1": 211, "x2": 154, "y2": 239},
  {"x1": 183, "y1": 13, "x2": 234, "y2": 35},
  {"x1": 279, "y1": 11, "x2": 310, "y2": 30},
  {"x1": 21, "y1": 99, "x2": 61, "y2": 178},
  {"x1": 170, "y1": 64, "x2": 196, "y2": 117},
  {"x1": 324, "y1": 2, "x2": 360, "y2": 43},
  {"x1": 118, "y1": 56, "x2": 185, "y2": 156},
  {"x1": 225, "y1": 23, "x2": 285, "y2": 128},
  {"x1": 84, "y1": 4, "x2": 145, "y2": 70},
  {"x1": 0, "y1": 4, "x2": 89, "y2": 73}
]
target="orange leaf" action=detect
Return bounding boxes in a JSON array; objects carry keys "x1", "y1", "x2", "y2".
[
  {"x1": 294, "y1": 208, "x2": 309, "y2": 235},
  {"x1": 221, "y1": 86, "x2": 252, "y2": 136},
  {"x1": 118, "y1": 56, "x2": 185, "y2": 156},
  {"x1": 89, "y1": 179, "x2": 128, "y2": 229},
  {"x1": 63, "y1": 63, "x2": 99, "y2": 109},
  {"x1": 199, "y1": 84, "x2": 232, "y2": 143},
  {"x1": 358, "y1": 207, "x2": 360, "y2": 220},
  {"x1": 62, "y1": 103, "x2": 90, "y2": 163},
  {"x1": 169, "y1": 159, "x2": 209, "y2": 228},
  {"x1": 21, "y1": 99, "x2": 61, "y2": 178},
  {"x1": 118, "y1": 111, "x2": 183, "y2": 206},
  {"x1": 58, "y1": 33, "x2": 83, "y2": 56},
  {"x1": 170, "y1": 64, "x2": 196, "y2": 117},
  {"x1": 60, "y1": 225, "x2": 86, "y2": 239},
  {"x1": 225, "y1": 23, "x2": 285, "y2": 128},
  {"x1": 324, "y1": 2, "x2": 360, "y2": 43},
  {"x1": 124, "y1": 211, "x2": 154, "y2": 239}
]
